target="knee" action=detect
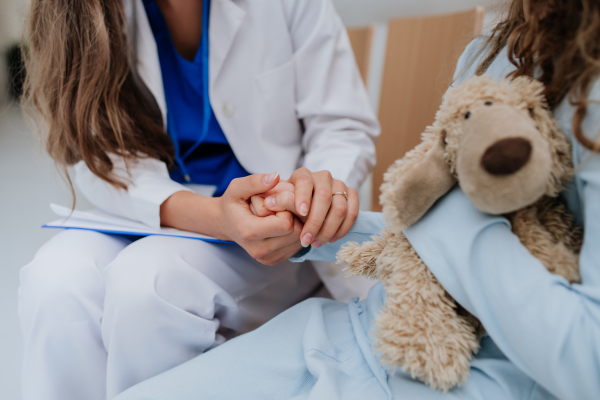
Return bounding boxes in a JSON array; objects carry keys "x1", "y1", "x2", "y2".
[
  {"x1": 19, "y1": 247, "x2": 104, "y2": 324},
  {"x1": 103, "y1": 237, "x2": 226, "y2": 315},
  {"x1": 103, "y1": 237, "x2": 181, "y2": 307},
  {"x1": 19, "y1": 231, "x2": 127, "y2": 324}
]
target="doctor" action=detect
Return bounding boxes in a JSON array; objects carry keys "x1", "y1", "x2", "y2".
[{"x1": 19, "y1": 0, "x2": 379, "y2": 399}]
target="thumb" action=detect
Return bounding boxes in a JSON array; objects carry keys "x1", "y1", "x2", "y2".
[{"x1": 228, "y1": 173, "x2": 280, "y2": 200}]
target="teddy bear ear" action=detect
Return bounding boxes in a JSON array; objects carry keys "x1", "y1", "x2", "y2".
[
  {"x1": 380, "y1": 126, "x2": 457, "y2": 234},
  {"x1": 509, "y1": 76, "x2": 547, "y2": 114}
]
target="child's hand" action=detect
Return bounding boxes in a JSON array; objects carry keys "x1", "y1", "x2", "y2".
[{"x1": 250, "y1": 182, "x2": 300, "y2": 218}]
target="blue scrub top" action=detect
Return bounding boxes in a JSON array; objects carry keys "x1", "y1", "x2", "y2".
[{"x1": 143, "y1": 0, "x2": 249, "y2": 197}]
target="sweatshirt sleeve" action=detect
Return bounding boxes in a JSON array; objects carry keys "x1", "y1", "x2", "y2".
[{"x1": 290, "y1": 211, "x2": 385, "y2": 263}]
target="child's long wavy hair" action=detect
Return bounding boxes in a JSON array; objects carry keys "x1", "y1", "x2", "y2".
[
  {"x1": 475, "y1": 0, "x2": 600, "y2": 151},
  {"x1": 24, "y1": 0, "x2": 174, "y2": 190}
]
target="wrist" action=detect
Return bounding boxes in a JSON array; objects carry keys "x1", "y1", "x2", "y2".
[
  {"x1": 209, "y1": 196, "x2": 232, "y2": 241},
  {"x1": 160, "y1": 191, "x2": 230, "y2": 240}
]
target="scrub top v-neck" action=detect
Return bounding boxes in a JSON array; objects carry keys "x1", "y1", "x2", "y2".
[{"x1": 143, "y1": 0, "x2": 249, "y2": 197}]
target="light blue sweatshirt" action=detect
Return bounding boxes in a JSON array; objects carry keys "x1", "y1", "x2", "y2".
[{"x1": 116, "y1": 38, "x2": 600, "y2": 400}]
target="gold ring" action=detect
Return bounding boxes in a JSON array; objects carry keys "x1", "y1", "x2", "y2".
[{"x1": 332, "y1": 191, "x2": 348, "y2": 201}]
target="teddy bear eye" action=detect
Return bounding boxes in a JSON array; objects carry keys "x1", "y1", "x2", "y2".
[
  {"x1": 465, "y1": 112, "x2": 471, "y2": 119},
  {"x1": 485, "y1": 101, "x2": 493, "y2": 106}
]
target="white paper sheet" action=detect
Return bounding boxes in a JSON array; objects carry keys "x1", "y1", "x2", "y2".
[{"x1": 43, "y1": 204, "x2": 234, "y2": 244}]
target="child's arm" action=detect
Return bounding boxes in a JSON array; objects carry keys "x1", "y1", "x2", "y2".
[{"x1": 290, "y1": 212, "x2": 386, "y2": 263}]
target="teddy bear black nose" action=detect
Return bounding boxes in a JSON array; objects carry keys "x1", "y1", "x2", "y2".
[{"x1": 481, "y1": 137, "x2": 532, "y2": 175}]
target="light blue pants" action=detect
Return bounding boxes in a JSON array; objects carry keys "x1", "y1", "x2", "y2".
[{"x1": 116, "y1": 283, "x2": 543, "y2": 400}]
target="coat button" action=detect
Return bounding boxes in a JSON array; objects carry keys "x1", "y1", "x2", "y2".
[{"x1": 222, "y1": 101, "x2": 236, "y2": 117}]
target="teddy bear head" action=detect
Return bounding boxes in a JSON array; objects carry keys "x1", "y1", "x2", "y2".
[{"x1": 380, "y1": 75, "x2": 573, "y2": 234}]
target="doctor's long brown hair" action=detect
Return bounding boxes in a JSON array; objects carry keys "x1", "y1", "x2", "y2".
[
  {"x1": 24, "y1": 0, "x2": 174, "y2": 190},
  {"x1": 474, "y1": 0, "x2": 600, "y2": 151}
]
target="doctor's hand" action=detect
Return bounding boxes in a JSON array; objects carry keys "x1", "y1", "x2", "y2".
[
  {"x1": 218, "y1": 173, "x2": 304, "y2": 266},
  {"x1": 265, "y1": 168, "x2": 359, "y2": 249}
]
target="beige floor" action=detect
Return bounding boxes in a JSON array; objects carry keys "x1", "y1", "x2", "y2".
[{"x1": 0, "y1": 100, "x2": 91, "y2": 400}]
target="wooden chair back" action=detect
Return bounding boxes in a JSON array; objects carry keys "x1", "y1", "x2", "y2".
[
  {"x1": 372, "y1": 7, "x2": 485, "y2": 211},
  {"x1": 347, "y1": 25, "x2": 375, "y2": 85}
]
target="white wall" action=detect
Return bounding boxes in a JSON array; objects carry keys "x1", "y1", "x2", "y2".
[
  {"x1": 333, "y1": 0, "x2": 497, "y2": 27},
  {"x1": 0, "y1": 0, "x2": 500, "y2": 38},
  {"x1": 0, "y1": 0, "x2": 28, "y2": 47},
  {"x1": 0, "y1": 0, "x2": 504, "y2": 44},
  {"x1": 0, "y1": 0, "x2": 29, "y2": 102},
  {"x1": 0, "y1": 0, "x2": 505, "y2": 100}
]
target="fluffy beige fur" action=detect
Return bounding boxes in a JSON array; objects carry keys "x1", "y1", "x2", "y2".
[{"x1": 338, "y1": 76, "x2": 581, "y2": 392}]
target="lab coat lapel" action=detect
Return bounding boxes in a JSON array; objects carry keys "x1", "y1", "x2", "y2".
[
  {"x1": 124, "y1": 0, "x2": 168, "y2": 130},
  {"x1": 209, "y1": 0, "x2": 246, "y2": 86}
]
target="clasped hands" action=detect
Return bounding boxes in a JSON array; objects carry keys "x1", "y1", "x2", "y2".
[{"x1": 219, "y1": 168, "x2": 359, "y2": 266}]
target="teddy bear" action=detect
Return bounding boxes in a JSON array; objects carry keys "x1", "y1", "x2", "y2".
[{"x1": 337, "y1": 75, "x2": 582, "y2": 392}]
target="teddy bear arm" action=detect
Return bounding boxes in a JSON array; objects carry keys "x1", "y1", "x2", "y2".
[
  {"x1": 511, "y1": 203, "x2": 581, "y2": 283},
  {"x1": 373, "y1": 236, "x2": 480, "y2": 391},
  {"x1": 534, "y1": 196, "x2": 583, "y2": 253},
  {"x1": 337, "y1": 231, "x2": 395, "y2": 279}
]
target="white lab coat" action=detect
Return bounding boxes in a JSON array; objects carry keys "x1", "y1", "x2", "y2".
[
  {"x1": 19, "y1": 2, "x2": 379, "y2": 398},
  {"x1": 73, "y1": 0, "x2": 379, "y2": 300}
]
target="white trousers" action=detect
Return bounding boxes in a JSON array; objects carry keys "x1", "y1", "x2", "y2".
[{"x1": 18, "y1": 230, "x2": 322, "y2": 400}]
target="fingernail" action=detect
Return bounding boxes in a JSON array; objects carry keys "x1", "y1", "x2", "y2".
[
  {"x1": 329, "y1": 236, "x2": 338, "y2": 244},
  {"x1": 299, "y1": 203, "x2": 309, "y2": 216},
  {"x1": 301, "y1": 233, "x2": 313, "y2": 247},
  {"x1": 265, "y1": 196, "x2": 275, "y2": 208},
  {"x1": 263, "y1": 172, "x2": 279, "y2": 185},
  {"x1": 312, "y1": 240, "x2": 322, "y2": 248}
]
